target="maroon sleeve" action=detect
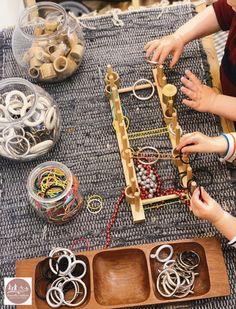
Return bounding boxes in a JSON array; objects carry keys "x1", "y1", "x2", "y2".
[{"x1": 213, "y1": 0, "x2": 234, "y2": 30}]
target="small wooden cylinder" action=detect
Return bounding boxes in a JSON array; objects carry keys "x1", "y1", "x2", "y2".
[
  {"x1": 109, "y1": 75, "x2": 115, "y2": 88},
  {"x1": 191, "y1": 181, "x2": 197, "y2": 194},
  {"x1": 35, "y1": 50, "x2": 50, "y2": 62},
  {"x1": 28, "y1": 67, "x2": 40, "y2": 79},
  {"x1": 30, "y1": 57, "x2": 43, "y2": 68},
  {"x1": 166, "y1": 100, "x2": 173, "y2": 116},
  {"x1": 175, "y1": 125, "x2": 181, "y2": 146},
  {"x1": 44, "y1": 21, "x2": 58, "y2": 32},
  {"x1": 164, "y1": 107, "x2": 176, "y2": 125},
  {"x1": 160, "y1": 76, "x2": 167, "y2": 88},
  {"x1": 50, "y1": 43, "x2": 66, "y2": 62},
  {"x1": 157, "y1": 64, "x2": 163, "y2": 85},
  {"x1": 172, "y1": 112, "x2": 177, "y2": 131},
  {"x1": 107, "y1": 64, "x2": 113, "y2": 75},
  {"x1": 69, "y1": 32, "x2": 79, "y2": 48},
  {"x1": 46, "y1": 45, "x2": 57, "y2": 55},
  {"x1": 40, "y1": 63, "x2": 57, "y2": 80},
  {"x1": 34, "y1": 26, "x2": 44, "y2": 36},
  {"x1": 105, "y1": 72, "x2": 120, "y2": 87},
  {"x1": 162, "y1": 84, "x2": 177, "y2": 105},
  {"x1": 53, "y1": 56, "x2": 77, "y2": 77},
  {"x1": 69, "y1": 44, "x2": 84, "y2": 63}
]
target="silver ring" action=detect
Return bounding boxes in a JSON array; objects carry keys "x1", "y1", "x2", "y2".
[
  {"x1": 150, "y1": 244, "x2": 174, "y2": 263},
  {"x1": 132, "y1": 79, "x2": 155, "y2": 101}
]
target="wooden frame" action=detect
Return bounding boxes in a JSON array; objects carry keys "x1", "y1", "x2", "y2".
[
  {"x1": 15, "y1": 237, "x2": 230, "y2": 309},
  {"x1": 105, "y1": 64, "x2": 195, "y2": 223}
]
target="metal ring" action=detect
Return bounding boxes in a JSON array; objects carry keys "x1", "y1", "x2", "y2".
[
  {"x1": 136, "y1": 146, "x2": 160, "y2": 165},
  {"x1": 132, "y1": 79, "x2": 155, "y2": 101},
  {"x1": 150, "y1": 244, "x2": 174, "y2": 263},
  {"x1": 156, "y1": 268, "x2": 180, "y2": 297},
  {"x1": 68, "y1": 260, "x2": 87, "y2": 279},
  {"x1": 61, "y1": 278, "x2": 87, "y2": 307},
  {"x1": 46, "y1": 287, "x2": 64, "y2": 308}
]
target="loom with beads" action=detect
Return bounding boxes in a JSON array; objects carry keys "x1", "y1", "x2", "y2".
[{"x1": 105, "y1": 63, "x2": 198, "y2": 223}]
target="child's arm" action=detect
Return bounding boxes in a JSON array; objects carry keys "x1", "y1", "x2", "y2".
[
  {"x1": 144, "y1": 6, "x2": 220, "y2": 67},
  {"x1": 191, "y1": 188, "x2": 236, "y2": 244},
  {"x1": 181, "y1": 70, "x2": 236, "y2": 120}
]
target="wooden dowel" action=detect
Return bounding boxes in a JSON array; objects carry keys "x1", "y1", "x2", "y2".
[
  {"x1": 187, "y1": 166, "x2": 192, "y2": 182},
  {"x1": 191, "y1": 181, "x2": 197, "y2": 194},
  {"x1": 161, "y1": 76, "x2": 167, "y2": 87},
  {"x1": 118, "y1": 82, "x2": 155, "y2": 94},
  {"x1": 107, "y1": 64, "x2": 113, "y2": 75},
  {"x1": 157, "y1": 65, "x2": 163, "y2": 85},
  {"x1": 175, "y1": 125, "x2": 181, "y2": 146},
  {"x1": 134, "y1": 191, "x2": 140, "y2": 208},
  {"x1": 131, "y1": 177, "x2": 137, "y2": 194},
  {"x1": 172, "y1": 112, "x2": 177, "y2": 131},
  {"x1": 128, "y1": 162, "x2": 134, "y2": 179}
]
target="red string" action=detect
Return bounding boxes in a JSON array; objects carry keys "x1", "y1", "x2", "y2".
[
  {"x1": 70, "y1": 237, "x2": 91, "y2": 252},
  {"x1": 104, "y1": 190, "x2": 126, "y2": 249}
]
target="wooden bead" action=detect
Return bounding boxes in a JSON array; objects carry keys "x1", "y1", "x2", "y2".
[
  {"x1": 40, "y1": 63, "x2": 57, "y2": 80},
  {"x1": 30, "y1": 57, "x2": 43, "y2": 68},
  {"x1": 53, "y1": 56, "x2": 77, "y2": 77},
  {"x1": 69, "y1": 32, "x2": 79, "y2": 48},
  {"x1": 28, "y1": 67, "x2": 40, "y2": 79},
  {"x1": 49, "y1": 43, "x2": 66, "y2": 62},
  {"x1": 44, "y1": 21, "x2": 58, "y2": 32},
  {"x1": 34, "y1": 26, "x2": 44, "y2": 36},
  {"x1": 69, "y1": 44, "x2": 85, "y2": 63}
]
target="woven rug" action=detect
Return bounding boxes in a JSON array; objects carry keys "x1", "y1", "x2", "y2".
[{"x1": 0, "y1": 3, "x2": 236, "y2": 308}]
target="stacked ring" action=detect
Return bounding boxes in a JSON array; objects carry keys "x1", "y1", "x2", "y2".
[{"x1": 86, "y1": 195, "x2": 103, "y2": 214}]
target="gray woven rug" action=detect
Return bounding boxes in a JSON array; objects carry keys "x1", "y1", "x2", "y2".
[{"x1": 0, "y1": 3, "x2": 236, "y2": 308}]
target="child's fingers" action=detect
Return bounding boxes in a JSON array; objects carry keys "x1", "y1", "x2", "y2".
[
  {"x1": 180, "y1": 144, "x2": 200, "y2": 153},
  {"x1": 170, "y1": 50, "x2": 182, "y2": 68},
  {"x1": 191, "y1": 188, "x2": 206, "y2": 208},
  {"x1": 152, "y1": 46, "x2": 164, "y2": 62},
  {"x1": 181, "y1": 76, "x2": 197, "y2": 92},
  {"x1": 158, "y1": 48, "x2": 171, "y2": 65},
  {"x1": 181, "y1": 86, "x2": 198, "y2": 101},
  {"x1": 145, "y1": 42, "x2": 161, "y2": 58},
  {"x1": 200, "y1": 187, "x2": 213, "y2": 204},
  {"x1": 185, "y1": 70, "x2": 201, "y2": 85},
  {"x1": 144, "y1": 40, "x2": 157, "y2": 51},
  {"x1": 177, "y1": 134, "x2": 196, "y2": 150},
  {"x1": 182, "y1": 98, "x2": 195, "y2": 108}
]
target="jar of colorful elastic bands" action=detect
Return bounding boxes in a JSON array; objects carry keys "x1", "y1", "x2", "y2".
[
  {"x1": 0, "y1": 78, "x2": 61, "y2": 161},
  {"x1": 27, "y1": 161, "x2": 83, "y2": 224}
]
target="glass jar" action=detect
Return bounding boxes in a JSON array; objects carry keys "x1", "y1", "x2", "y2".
[
  {"x1": 12, "y1": 1, "x2": 85, "y2": 82},
  {"x1": 27, "y1": 161, "x2": 83, "y2": 224},
  {"x1": 0, "y1": 78, "x2": 61, "y2": 161}
]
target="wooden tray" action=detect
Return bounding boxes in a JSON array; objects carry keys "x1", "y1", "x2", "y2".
[{"x1": 16, "y1": 237, "x2": 230, "y2": 308}]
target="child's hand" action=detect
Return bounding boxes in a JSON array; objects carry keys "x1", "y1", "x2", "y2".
[
  {"x1": 181, "y1": 70, "x2": 217, "y2": 112},
  {"x1": 177, "y1": 132, "x2": 228, "y2": 155},
  {"x1": 190, "y1": 187, "x2": 225, "y2": 224},
  {"x1": 144, "y1": 33, "x2": 185, "y2": 68}
]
